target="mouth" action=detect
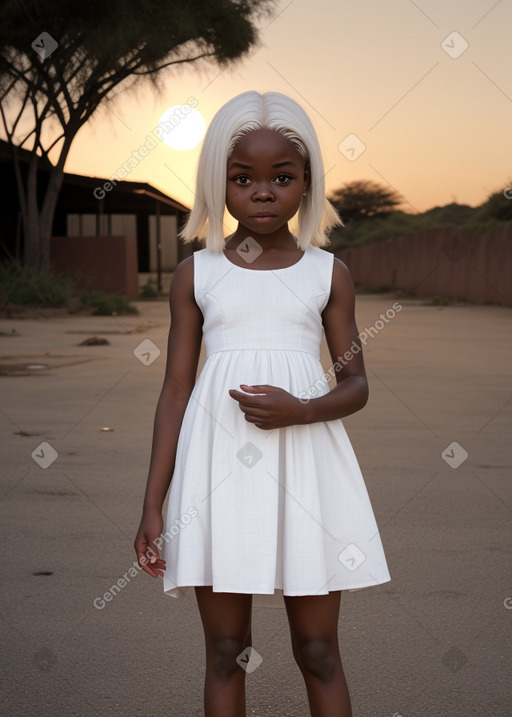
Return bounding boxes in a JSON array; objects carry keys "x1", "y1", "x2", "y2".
[{"x1": 250, "y1": 213, "x2": 277, "y2": 219}]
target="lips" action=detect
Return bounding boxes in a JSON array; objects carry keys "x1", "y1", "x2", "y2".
[{"x1": 250, "y1": 215, "x2": 277, "y2": 224}]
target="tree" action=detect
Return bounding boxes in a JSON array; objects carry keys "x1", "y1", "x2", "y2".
[
  {"x1": 0, "y1": 0, "x2": 274, "y2": 271},
  {"x1": 476, "y1": 184, "x2": 512, "y2": 222},
  {"x1": 328, "y1": 179, "x2": 402, "y2": 224}
]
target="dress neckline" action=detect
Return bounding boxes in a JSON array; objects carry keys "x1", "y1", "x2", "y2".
[{"x1": 221, "y1": 245, "x2": 309, "y2": 272}]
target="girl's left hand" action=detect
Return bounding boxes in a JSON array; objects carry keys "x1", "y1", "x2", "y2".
[{"x1": 228, "y1": 384, "x2": 307, "y2": 430}]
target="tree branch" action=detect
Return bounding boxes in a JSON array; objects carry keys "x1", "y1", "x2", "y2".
[
  {"x1": 0, "y1": 74, "x2": 19, "y2": 103},
  {"x1": 132, "y1": 50, "x2": 217, "y2": 75}
]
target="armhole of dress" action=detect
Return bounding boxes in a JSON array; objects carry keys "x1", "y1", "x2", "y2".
[
  {"x1": 326, "y1": 251, "x2": 335, "y2": 293},
  {"x1": 315, "y1": 248, "x2": 334, "y2": 315},
  {"x1": 323, "y1": 250, "x2": 335, "y2": 307},
  {"x1": 192, "y1": 249, "x2": 202, "y2": 309}
]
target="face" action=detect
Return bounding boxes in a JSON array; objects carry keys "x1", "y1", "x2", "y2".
[{"x1": 225, "y1": 128, "x2": 310, "y2": 238}]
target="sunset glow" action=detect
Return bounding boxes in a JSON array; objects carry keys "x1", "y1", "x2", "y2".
[{"x1": 66, "y1": 0, "x2": 512, "y2": 214}]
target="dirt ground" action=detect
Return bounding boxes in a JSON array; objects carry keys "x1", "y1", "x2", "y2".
[{"x1": 0, "y1": 290, "x2": 511, "y2": 716}]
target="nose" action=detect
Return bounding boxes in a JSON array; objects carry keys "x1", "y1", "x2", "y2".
[{"x1": 252, "y1": 183, "x2": 274, "y2": 200}]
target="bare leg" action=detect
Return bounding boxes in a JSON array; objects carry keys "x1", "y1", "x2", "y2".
[
  {"x1": 194, "y1": 587, "x2": 253, "y2": 717},
  {"x1": 283, "y1": 591, "x2": 352, "y2": 717}
]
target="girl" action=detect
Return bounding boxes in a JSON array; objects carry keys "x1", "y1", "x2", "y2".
[{"x1": 134, "y1": 90, "x2": 390, "y2": 717}]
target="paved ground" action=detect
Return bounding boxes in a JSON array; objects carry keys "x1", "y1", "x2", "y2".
[{"x1": 0, "y1": 290, "x2": 511, "y2": 716}]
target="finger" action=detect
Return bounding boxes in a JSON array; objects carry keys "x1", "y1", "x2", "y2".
[
  {"x1": 229, "y1": 389, "x2": 268, "y2": 404},
  {"x1": 145, "y1": 544, "x2": 163, "y2": 566},
  {"x1": 253, "y1": 420, "x2": 273, "y2": 430},
  {"x1": 134, "y1": 537, "x2": 149, "y2": 565},
  {"x1": 138, "y1": 552, "x2": 166, "y2": 577},
  {"x1": 244, "y1": 405, "x2": 268, "y2": 417},
  {"x1": 138, "y1": 539, "x2": 161, "y2": 565},
  {"x1": 237, "y1": 402, "x2": 269, "y2": 420},
  {"x1": 228, "y1": 389, "x2": 262, "y2": 404},
  {"x1": 141, "y1": 562, "x2": 165, "y2": 578},
  {"x1": 242, "y1": 412, "x2": 264, "y2": 425},
  {"x1": 228, "y1": 389, "x2": 243, "y2": 399},
  {"x1": 240, "y1": 384, "x2": 272, "y2": 393},
  {"x1": 137, "y1": 549, "x2": 153, "y2": 568},
  {"x1": 140, "y1": 555, "x2": 166, "y2": 567}
]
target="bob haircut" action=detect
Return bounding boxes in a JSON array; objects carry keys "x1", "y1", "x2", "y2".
[{"x1": 179, "y1": 90, "x2": 342, "y2": 252}]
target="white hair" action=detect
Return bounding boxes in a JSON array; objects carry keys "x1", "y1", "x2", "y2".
[{"x1": 179, "y1": 90, "x2": 342, "y2": 252}]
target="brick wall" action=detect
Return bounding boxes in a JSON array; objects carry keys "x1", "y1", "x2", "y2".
[
  {"x1": 337, "y1": 222, "x2": 512, "y2": 306},
  {"x1": 51, "y1": 235, "x2": 139, "y2": 299}
]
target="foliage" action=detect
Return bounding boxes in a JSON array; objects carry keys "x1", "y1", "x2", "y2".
[
  {"x1": 0, "y1": 260, "x2": 138, "y2": 315},
  {"x1": 139, "y1": 277, "x2": 159, "y2": 299},
  {"x1": 328, "y1": 180, "x2": 402, "y2": 223},
  {"x1": 327, "y1": 177, "x2": 512, "y2": 251},
  {"x1": 0, "y1": 0, "x2": 275, "y2": 270},
  {"x1": 421, "y1": 202, "x2": 477, "y2": 225},
  {"x1": 475, "y1": 184, "x2": 512, "y2": 222},
  {"x1": 329, "y1": 197, "x2": 512, "y2": 252},
  {"x1": 330, "y1": 211, "x2": 435, "y2": 251},
  {"x1": 424, "y1": 295, "x2": 450, "y2": 306},
  {"x1": 79, "y1": 290, "x2": 138, "y2": 316},
  {"x1": 0, "y1": 260, "x2": 74, "y2": 306}
]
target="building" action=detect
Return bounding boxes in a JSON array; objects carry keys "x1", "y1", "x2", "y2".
[{"x1": 0, "y1": 139, "x2": 200, "y2": 289}]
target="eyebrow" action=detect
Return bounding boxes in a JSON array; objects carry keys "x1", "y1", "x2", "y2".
[{"x1": 228, "y1": 160, "x2": 296, "y2": 170}]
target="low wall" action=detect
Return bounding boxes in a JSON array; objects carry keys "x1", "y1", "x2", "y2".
[
  {"x1": 51, "y1": 235, "x2": 139, "y2": 299},
  {"x1": 337, "y1": 222, "x2": 512, "y2": 306}
]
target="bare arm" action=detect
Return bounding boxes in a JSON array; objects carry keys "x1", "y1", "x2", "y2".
[
  {"x1": 134, "y1": 254, "x2": 203, "y2": 575},
  {"x1": 304, "y1": 257, "x2": 368, "y2": 423},
  {"x1": 228, "y1": 258, "x2": 368, "y2": 429}
]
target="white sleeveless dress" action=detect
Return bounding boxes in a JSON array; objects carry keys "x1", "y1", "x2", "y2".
[{"x1": 162, "y1": 244, "x2": 390, "y2": 608}]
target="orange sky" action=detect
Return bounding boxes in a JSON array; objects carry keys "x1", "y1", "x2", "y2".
[{"x1": 65, "y1": 0, "x2": 512, "y2": 214}]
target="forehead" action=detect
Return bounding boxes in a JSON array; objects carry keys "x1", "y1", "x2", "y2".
[{"x1": 229, "y1": 128, "x2": 303, "y2": 164}]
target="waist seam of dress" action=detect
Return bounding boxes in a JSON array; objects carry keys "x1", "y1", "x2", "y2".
[{"x1": 204, "y1": 348, "x2": 323, "y2": 360}]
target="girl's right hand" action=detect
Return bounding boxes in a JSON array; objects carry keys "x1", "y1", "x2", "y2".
[{"x1": 134, "y1": 509, "x2": 167, "y2": 578}]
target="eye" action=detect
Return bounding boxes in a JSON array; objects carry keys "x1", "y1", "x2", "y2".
[
  {"x1": 233, "y1": 175, "x2": 251, "y2": 185},
  {"x1": 274, "y1": 174, "x2": 293, "y2": 184}
]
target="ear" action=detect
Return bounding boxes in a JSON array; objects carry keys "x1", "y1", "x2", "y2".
[{"x1": 303, "y1": 161, "x2": 311, "y2": 193}]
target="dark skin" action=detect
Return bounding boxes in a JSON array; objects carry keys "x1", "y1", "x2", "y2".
[
  {"x1": 134, "y1": 129, "x2": 368, "y2": 567},
  {"x1": 225, "y1": 129, "x2": 368, "y2": 430},
  {"x1": 134, "y1": 129, "x2": 364, "y2": 716}
]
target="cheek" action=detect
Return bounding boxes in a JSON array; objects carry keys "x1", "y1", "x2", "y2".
[
  {"x1": 226, "y1": 185, "x2": 242, "y2": 202},
  {"x1": 225, "y1": 187, "x2": 235, "y2": 206},
  {"x1": 281, "y1": 188, "x2": 303, "y2": 207},
  {"x1": 225, "y1": 188, "x2": 246, "y2": 216}
]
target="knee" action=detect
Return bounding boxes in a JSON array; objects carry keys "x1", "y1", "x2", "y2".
[
  {"x1": 211, "y1": 637, "x2": 249, "y2": 680},
  {"x1": 296, "y1": 639, "x2": 338, "y2": 682}
]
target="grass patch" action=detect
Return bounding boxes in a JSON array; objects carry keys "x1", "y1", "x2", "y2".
[
  {"x1": 0, "y1": 261, "x2": 138, "y2": 316},
  {"x1": 424, "y1": 295, "x2": 450, "y2": 306},
  {"x1": 139, "y1": 277, "x2": 159, "y2": 299},
  {"x1": 79, "y1": 290, "x2": 138, "y2": 316},
  {"x1": 0, "y1": 261, "x2": 74, "y2": 307}
]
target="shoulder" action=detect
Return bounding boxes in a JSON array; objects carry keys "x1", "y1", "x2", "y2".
[
  {"x1": 332, "y1": 256, "x2": 354, "y2": 286},
  {"x1": 169, "y1": 253, "x2": 197, "y2": 304},
  {"x1": 171, "y1": 253, "x2": 193, "y2": 282},
  {"x1": 324, "y1": 256, "x2": 355, "y2": 310}
]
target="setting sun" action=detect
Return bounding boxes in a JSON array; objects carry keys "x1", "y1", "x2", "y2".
[{"x1": 158, "y1": 104, "x2": 206, "y2": 151}]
